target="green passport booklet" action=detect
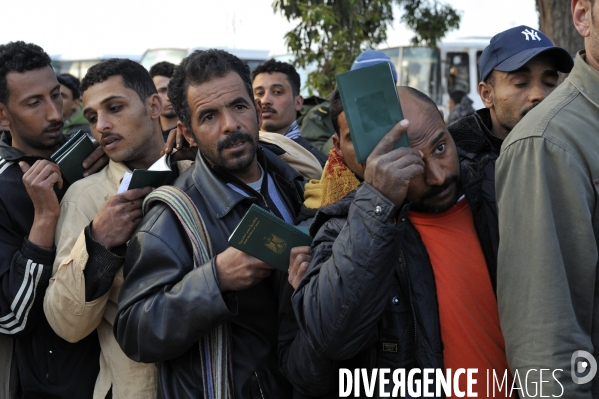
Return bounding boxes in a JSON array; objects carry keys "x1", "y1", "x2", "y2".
[
  {"x1": 50, "y1": 130, "x2": 96, "y2": 185},
  {"x1": 335, "y1": 62, "x2": 410, "y2": 164},
  {"x1": 117, "y1": 154, "x2": 173, "y2": 193},
  {"x1": 228, "y1": 204, "x2": 313, "y2": 272}
]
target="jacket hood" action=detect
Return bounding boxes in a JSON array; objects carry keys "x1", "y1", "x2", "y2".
[{"x1": 448, "y1": 108, "x2": 502, "y2": 156}]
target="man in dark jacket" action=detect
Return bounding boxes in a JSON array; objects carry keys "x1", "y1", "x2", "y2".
[
  {"x1": 282, "y1": 87, "x2": 509, "y2": 397},
  {"x1": 449, "y1": 25, "x2": 573, "y2": 160},
  {"x1": 114, "y1": 49, "x2": 309, "y2": 398},
  {"x1": 0, "y1": 41, "x2": 100, "y2": 398}
]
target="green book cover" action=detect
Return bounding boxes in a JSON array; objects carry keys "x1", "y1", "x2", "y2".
[
  {"x1": 50, "y1": 130, "x2": 96, "y2": 185},
  {"x1": 127, "y1": 169, "x2": 172, "y2": 190},
  {"x1": 228, "y1": 204, "x2": 313, "y2": 272},
  {"x1": 335, "y1": 62, "x2": 410, "y2": 164}
]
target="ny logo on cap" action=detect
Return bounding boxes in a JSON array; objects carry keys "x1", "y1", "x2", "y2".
[{"x1": 522, "y1": 28, "x2": 541, "y2": 41}]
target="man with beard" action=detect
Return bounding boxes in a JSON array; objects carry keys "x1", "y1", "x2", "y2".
[
  {"x1": 114, "y1": 49, "x2": 309, "y2": 398},
  {"x1": 281, "y1": 87, "x2": 511, "y2": 397},
  {"x1": 149, "y1": 61, "x2": 178, "y2": 140},
  {"x1": 449, "y1": 26, "x2": 573, "y2": 161},
  {"x1": 496, "y1": 1, "x2": 599, "y2": 397},
  {"x1": 43, "y1": 58, "x2": 191, "y2": 398},
  {"x1": 0, "y1": 41, "x2": 103, "y2": 398}
]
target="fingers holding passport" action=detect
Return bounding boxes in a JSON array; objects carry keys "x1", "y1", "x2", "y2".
[
  {"x1": 364, "y1": 120, "x2": 424, "y2": 206},
  {"x1": 215, "y1": 247, "x2": 274, "y2": 292},
  {"x1": 288, "y1": 246, "x2": 312, "y2": 289},
  {"x1": 90, "y1": 186, "x2": 153, "y2": 250}
]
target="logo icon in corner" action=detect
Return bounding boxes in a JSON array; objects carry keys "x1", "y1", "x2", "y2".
[{"x1": 571, "y1": 350, "x2": 597, "y2": 384}]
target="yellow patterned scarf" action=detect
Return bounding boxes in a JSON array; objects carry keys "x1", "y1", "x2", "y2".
[{"x1": 304, "y1": 147, "x2": 360, "y2": 209}]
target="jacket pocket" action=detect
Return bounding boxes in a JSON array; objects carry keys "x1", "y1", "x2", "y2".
[{"x1": 376, "y1": 285, "x2": 415, "y2": 369}]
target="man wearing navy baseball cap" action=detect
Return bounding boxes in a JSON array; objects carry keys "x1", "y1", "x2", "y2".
[
  {"x1": 497, "y1": 1, "x2": 599, "y2": 397},
  {"x1": 449, "y1": 25, "x2": 573, "y2": 161}
]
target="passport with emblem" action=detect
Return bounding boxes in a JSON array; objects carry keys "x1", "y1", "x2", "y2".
[
  {"x1": 50, "y1": 130, "x2": 97, "y2": 185},
  {"x1": 228, "y1": 204, "x2": 313, "y2": 272},
  {"x1": 335, "y1": 62, "x2": 410, "y2": 164}
]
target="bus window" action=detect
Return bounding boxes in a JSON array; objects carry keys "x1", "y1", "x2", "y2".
[
  {"x1": 140, "y1": 49, "x2": 188, "y2": 70},
  {"x1": 393, "y1": 47, "x2": 440, "y2": 104},
  {"x1": 447, "y1": 52, "x2": 470, "y2": 94}
]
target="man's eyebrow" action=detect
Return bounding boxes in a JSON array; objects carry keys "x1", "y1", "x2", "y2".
[
  {"x1": 543, "y1": 69, "x2": 559, "y2": 78},
  {"x1": 429, "y1": 131, "x2": 446, "y2": 148},
  {"x1": 83, "y1": 95, "x2": 125, "y2": 115},
  {"x1": 22, "y1": 84, "x2": 61, "y2": 103},
  {"x1": 506, "y1": 66, "x2": 532, "y2": 76},
  {"x1": 228, "y1": 96, "x2": 251, "y2": 106}
]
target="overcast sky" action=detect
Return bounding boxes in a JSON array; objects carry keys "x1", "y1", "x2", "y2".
[{"x1": 3, "y1": 0, "x2": 539, "y2": 59}]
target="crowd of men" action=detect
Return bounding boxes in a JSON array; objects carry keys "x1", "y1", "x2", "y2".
[{"x1": 0, "y1": 1, "x2": 598, "y2": 398}]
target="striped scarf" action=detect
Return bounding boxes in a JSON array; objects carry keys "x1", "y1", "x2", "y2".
[
  {"x1": 284, "y1": 120, "x2": 301, "y2": 140},
  {"x1": 143, "y1": 186, "x2": 234, "y2": 399}
]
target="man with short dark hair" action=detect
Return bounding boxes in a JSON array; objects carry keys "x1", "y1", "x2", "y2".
[
  {"x1": 252, "y1": 58, "x2": 328, "y2": 165},
  {"x1": 496, "y1": 2, "x2": 599, "y2": 396},
  {"x1": 0, "y1": 40, "x2": 100, "y2": 398},
  {"x1": 149, "y1": 61, "x2": 177, "y2": 138},
  {"x1": 449, "y1": 26, "x2": 573, "y2": 160},
  {"x1": 282, "y1": 86, "x2": 512, "y2": 397},
  {"x1": 115, "y1": 49, "x2": 308, "y2": 398},
  {"x1": 43, "y1": 58, "x2": 187, "y2": 398}
]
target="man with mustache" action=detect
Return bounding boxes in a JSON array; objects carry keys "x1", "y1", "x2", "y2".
[
  {"x1": 282, "y1": 86, "x2": 511, "y2": 397},
  {"x1": 149, "y1": 61, "x2": 178, "y2": 140},
  {"x1": 43, "y1": 58, "x2": 192, "y2": 398},
  {"x1": 449, "y1": 26, "x2": 573, "y2": 160},
  {"x1": 252, "y1": 59, "x2": 328, "y2": 166},
  {"x1": 114, "y1": 49, "x2": 309, "y2": 398},
  {"x1": 0, "y1": 41, "x2": 107, "y2": 398}
]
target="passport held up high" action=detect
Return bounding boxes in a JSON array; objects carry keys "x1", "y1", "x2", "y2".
[
  {"x1": 335, "y1": 62, "x2": 410, "y2": 164},
  {"x1": 228, "y1": 204, "x2": 313, "y2": 272}
]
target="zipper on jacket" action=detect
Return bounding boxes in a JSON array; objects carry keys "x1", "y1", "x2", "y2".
[
  {"x1": 400, "y1": 249, "x2": 421, "y2": 368},
  {"x1": 254, "y1": 371, "x2": 266, "y2": 399}
]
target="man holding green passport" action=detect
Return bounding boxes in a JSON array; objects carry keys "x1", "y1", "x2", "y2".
[
  {"x1": 283, "y1": 87, "x2": 510, "y2": 397},
  {"x1": 114, "y1": 49, "x2": 310, "y2": 398}
]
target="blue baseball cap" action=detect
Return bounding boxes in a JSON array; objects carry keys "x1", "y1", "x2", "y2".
[
  {"x1": 479, "y1": 25, "x2": 574, "y2": 82},
  {"x1": 351, "y1": 50, "x2": 398, "y2": 83}
]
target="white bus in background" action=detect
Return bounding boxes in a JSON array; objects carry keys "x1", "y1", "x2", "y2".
[
  {"x1": 379, "y1": 37, "x2": 490, "y2": 118},
  {"x1": 51, "y1": 54, "x2": 142, "y2": 80},
  {"x1": 139, "y1": 47, "x2": 270, "y2": 72}
]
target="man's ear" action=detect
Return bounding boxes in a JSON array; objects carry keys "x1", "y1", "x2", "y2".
[
  {"x1": 573, "y1": 0, "x2": 592, "y2": 38},
  {"x1": 294, "y1": 95, "x2": 304, "y2": 112},
  {"x1": 254, "y1": 98, "x2": 263, "y2": 129},
  {"x1": 148, "y1": 93, "x2": 162, "y2": 120},
  {"x1": 0, "y1": 104, "x2": 11, "y2": 128},
  {"x1": 478, "y1": 81, "x2": 494, "y2": 109},
  {"x1": 177, "y1": 120, "x2": 197, "y2": 147},
  {"x1": 332, "y1": 134, "x2": 341, "y2": 156}
]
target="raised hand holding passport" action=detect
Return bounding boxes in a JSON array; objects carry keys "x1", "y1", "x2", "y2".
[{"x1": 364, "y1": 120, "x2": 424, "y2": 206}]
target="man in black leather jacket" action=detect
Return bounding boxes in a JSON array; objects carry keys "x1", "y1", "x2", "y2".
[
  {"x1": 114, "y1": 49, "x2": 309, "y2": 398},
  {"x1": 281, "y1": 87, "x2": 504, "y2": 398}
]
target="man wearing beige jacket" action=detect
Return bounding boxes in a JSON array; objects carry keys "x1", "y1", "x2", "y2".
[
  {"x1": 43, "y1": 59, "x2": 187, "y2": 399},
  {"x1": 496, "y1": 1, "x2": 599, "y2": 398}
]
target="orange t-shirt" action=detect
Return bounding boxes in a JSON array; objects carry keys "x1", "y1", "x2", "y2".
[{"x1": 409, "y1": 198, "x2": 513, "y2": 398}]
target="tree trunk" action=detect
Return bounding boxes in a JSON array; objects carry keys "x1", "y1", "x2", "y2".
[{"x1": 537, "y1": 0, "x2": 584, "y2": 56}]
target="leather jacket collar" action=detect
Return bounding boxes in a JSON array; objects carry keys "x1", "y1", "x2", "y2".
[{"x1": 191, "y1": 145, "x2": 303, "y2": 219}]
